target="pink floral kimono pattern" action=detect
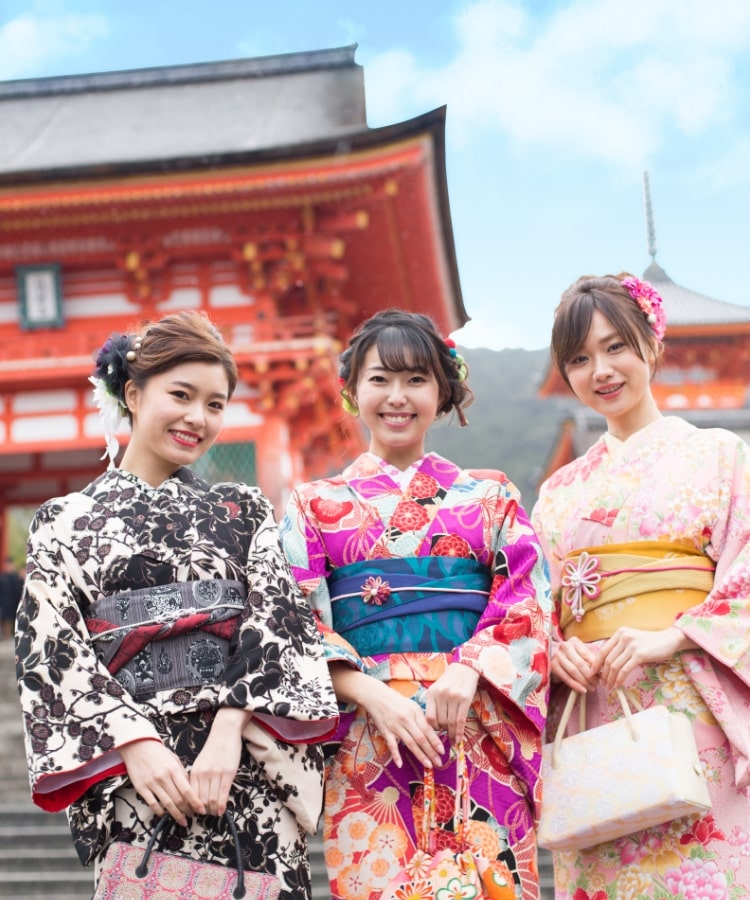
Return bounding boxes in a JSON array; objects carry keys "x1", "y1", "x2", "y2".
[
  {"x1": 281, "y1": 452, "x2": 552, "y2": 900},
  {"x1": 532, "y1": 415, "x2": 750, "y2": 900}
]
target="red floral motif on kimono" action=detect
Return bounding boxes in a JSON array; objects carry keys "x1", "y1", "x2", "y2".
[
  {"x1": 588, "y1": 507, "x2": 619, "y2": 527},
  {"x1": 545, "y1": 439, "x2": 608, "y2": 490},
  {"x1": 409, "y1": 472, "x2": 441, "y2": 500},
  {"x1": 431, "y1": 534, "x2": 474, "y2": 558},
  {"x1": 390, "y1": 499, "x2": 430, "y2": 532},
  {"x1": 310, "y1": 497, "x2": 354, "y2": 525},
  {"x1": 493, "y1": 614, "x2": 532, "y2": 643},
  {"x1": 413, "y1": 780, "x2": 455, "y2": 824},
  {"x1": 680, "y1": 813, "x2": 725, "y2": 847}
]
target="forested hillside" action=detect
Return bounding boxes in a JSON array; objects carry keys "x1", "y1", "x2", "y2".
[{"x1": 427, "y1": 346, "x2": 571, "y2": 505}]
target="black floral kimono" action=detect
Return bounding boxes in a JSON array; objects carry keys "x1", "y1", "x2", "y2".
[{"x1": 16, "y1": 467, "x2": 337, "y2": 900}]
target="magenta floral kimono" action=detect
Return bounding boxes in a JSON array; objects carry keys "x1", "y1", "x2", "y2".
[
  {"x1": 281, "y1": 452, "x2": 552, "y2": 900},
  {"x1": 533, "y1": 415, "x2": 750, "y2": 900}
]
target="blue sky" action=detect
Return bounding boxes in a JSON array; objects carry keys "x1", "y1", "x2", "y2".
[{"x1": 1, "y1": 0, "x2": 748, "y2": 350}]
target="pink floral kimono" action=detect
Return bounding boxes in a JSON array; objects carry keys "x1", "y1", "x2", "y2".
[{"x1": 532, "y1": 415, "x2": 750, "y2": 899}]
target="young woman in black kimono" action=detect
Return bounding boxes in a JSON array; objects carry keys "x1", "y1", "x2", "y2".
[{"x1": 15, "y1": 311, "x2": 337, "y2": 899}]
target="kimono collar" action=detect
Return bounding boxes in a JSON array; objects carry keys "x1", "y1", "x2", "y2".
[
  {"x1": 602, "y1": 415, "x2": 687, "y2": 462},
  {"x1": 364, "y1": 452, "x2": 423, "y2": 489},
  {"x1": 85, "y1": 465, "x2": 208, "y2": 501},
  {"x1": 342, "y1": 452, "x2": 461, "y2": 498}
]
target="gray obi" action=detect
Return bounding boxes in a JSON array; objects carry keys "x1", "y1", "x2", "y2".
[{"x1": 87, "y1": 579, "x2": 246, "y2": 699}]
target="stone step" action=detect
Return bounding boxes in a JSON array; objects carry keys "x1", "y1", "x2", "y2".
[
  {"x1": 0, "y1": 872, "x2": 92, "y2": 900},
  {"x1": 0, "y1": 830, "x2": 79, "y2": 854},
  {"x1": 0, "y1": 849, "x2": 87, "y2": 873}
]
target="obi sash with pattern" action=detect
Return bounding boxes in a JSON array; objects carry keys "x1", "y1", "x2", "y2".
[
  {"x1": 327, "y1": 556, "x2": 491, "y2": 656},
  {"x1": 559, "y1": 541, "x2": 715, "y2": 641},
  {"x1": 86, "y1": 579, "x2": 245, "y2": 698}
]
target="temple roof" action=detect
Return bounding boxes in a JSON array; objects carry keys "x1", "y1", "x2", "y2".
[
  {"x1": 0, "y1": 45, "x2": 468, "y2": 333},
  {"x1": 643, "y1": 260, "x2": 750, "y2": 326},
  {"x1": 0, "y1": 45, "x2": 366, "y2": 176}
]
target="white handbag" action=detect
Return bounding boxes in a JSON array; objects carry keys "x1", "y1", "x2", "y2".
[{"x1": 537, "y1": 688, "x2": 712, "y2": 851}]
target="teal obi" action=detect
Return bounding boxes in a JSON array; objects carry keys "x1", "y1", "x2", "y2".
[{"x1": 327, "y1": 556, "x2": 491, "y2": 656}]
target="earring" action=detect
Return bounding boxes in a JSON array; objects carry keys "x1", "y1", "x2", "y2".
[{"x1": 341, "y1": 392, "x2": 359, "y2": 416}]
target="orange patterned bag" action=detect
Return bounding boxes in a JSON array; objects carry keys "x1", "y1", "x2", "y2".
[{"x1": 382, "y1": 742, "x2": 517, "y2": 900}]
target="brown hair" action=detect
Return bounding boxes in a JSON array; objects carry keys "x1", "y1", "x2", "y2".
[
  {"x1": 551, "y1": 273, "x2": 662, "y2": 389},
  {"x1": 339, "y1": 308, "x2": 473, "y2": 426},
  {"x1": 93, "y1": 311, "x2": 238, "y2": 420}
]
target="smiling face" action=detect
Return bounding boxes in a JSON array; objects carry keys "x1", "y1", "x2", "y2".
[
  {"x1": 563, "y1": 309, "x2": 661, "y2": 440},
  {"x1": 120, "y1": 361, "x2": 229, "y2": 485},
  {"x1": 353, "y1": 345, "x2": 440, "y2": 469}
]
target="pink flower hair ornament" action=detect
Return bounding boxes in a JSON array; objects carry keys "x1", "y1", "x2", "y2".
[{"x1": 621, "y1": 276, "x2": 667, "y2": 341}]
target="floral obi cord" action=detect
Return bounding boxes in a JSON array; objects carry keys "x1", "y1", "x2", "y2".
[
  {"x1": 559, "y1": 541, "x2": 715, "y2": 641},
  {"x1": 86, "y1": 580, "x2": 246, "y2": 698},
  {"x1": 327, "y1": 557, "x2": 490, "y2": 656}
]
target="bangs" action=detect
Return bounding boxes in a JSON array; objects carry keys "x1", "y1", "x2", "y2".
[
  {"x1": 553, "y1": 295, "x2": 594, "y2": 369},
  {"x1": 554, "y1": 292, "x2": 646, "y2": 372},
  {"x1": 375, "y1": 326, "x2": 433, "y2": 372}
]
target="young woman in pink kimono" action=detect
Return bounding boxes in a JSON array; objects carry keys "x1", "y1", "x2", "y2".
[
  {"x1": 532, "y1": 273, "x2": 750, "y2": 899},
  {"x1": 281, "y1": 309, "x2": 552, "y2": 900}
]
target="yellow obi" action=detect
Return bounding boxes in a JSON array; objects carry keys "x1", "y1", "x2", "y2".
[{"x1": 559, "y1": 540, "x2": 715, "y2": 642}]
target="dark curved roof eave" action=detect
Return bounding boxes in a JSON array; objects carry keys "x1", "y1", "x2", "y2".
[{"x1": 0, "y1": 105, "x2": 467, "y2": 327}]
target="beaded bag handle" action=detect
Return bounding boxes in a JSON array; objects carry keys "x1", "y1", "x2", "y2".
[{"x1": 420, "y1": 740, "x2": 470, "y2": 854}]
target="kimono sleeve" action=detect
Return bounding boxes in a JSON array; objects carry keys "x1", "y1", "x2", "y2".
[
  {"x1": 218, "y1": 488, "x2": 338, "y2": 743},
  {"x1": 673, "y1": 434, "x2": 750, "y2": 787},
  {"x1": 280, "y1": 486, "x2": 366, "y2": 673},
  {"x1": 16, "y1": 503, "x2": 161, "y2": 812},
  {"x1": 452, "y1": 477, "x2": 553, "y2": 734},
  {"x1": 676, "y1": 434, "x2": 750, "y2": 684}
]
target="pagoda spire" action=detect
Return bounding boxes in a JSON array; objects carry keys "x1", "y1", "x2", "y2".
[
  {"x1": 642, "y1": 170, "x2": 657, "y2": 261},
  {"x1": 641, "y1": 171, "x2": 670, "y2": 284}
]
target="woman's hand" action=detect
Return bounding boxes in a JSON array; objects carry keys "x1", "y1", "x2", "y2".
[
  {"x1": 424, "y1": 662, "x2": 479, "y2": 743},
  {"x1": 551, "y1": 636, "x2": 600, "y2": 693},
  {"x1": 119, "y1": 739, "x2": 205, "y2": 827},
  {"x1": 189, "y1": 707, "x2": 252, "y2": 818},
  {"x1": 593, "y1": 626, "x2": 698, "y2": 691},
  {"x1": 330, "y1": 663, "x2": 444, "y2": 769}
]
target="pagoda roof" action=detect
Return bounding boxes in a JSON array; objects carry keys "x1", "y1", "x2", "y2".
[
  {"x1": 642, "y1": 260, "x2": 750, "y2": 327},
  {"x1": 0, "y1": 45, "x2": 366, "y2": 177}
]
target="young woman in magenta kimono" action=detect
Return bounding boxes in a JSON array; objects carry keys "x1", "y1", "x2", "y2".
[
  {"x1": 280, "y1": 309, "x2": 552, "y2": 900},
  {"x1": 15, "y1": 311, "x2": 338, "y2": 900},
  {"x1": 532, "y1": 273, "x2": 750, "y2": 899}
]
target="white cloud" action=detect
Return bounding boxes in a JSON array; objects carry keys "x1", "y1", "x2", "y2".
[
  {"x1": 696, "y1": 136, "x2": 750, "y2": 191},
  {"x1": 336, "y1": 17, "x2": 367, "y2": 46},
  {"x1": 0, "y1": 13, "x2": 108, "y2": 79},
  {"x1": 364, "y1": 0, "x2": 750, "y2": 170},
  {"x1": 364, "y1": 48, "x2": 423, "y2": 124}
]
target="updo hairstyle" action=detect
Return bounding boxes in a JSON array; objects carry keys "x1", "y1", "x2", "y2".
[
  {"x1": 339, "y1": 308, "x2": 473, "y2": 426},
  {"x1": 92, "y1": 310, "x2": 238, "y2": 422}
]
